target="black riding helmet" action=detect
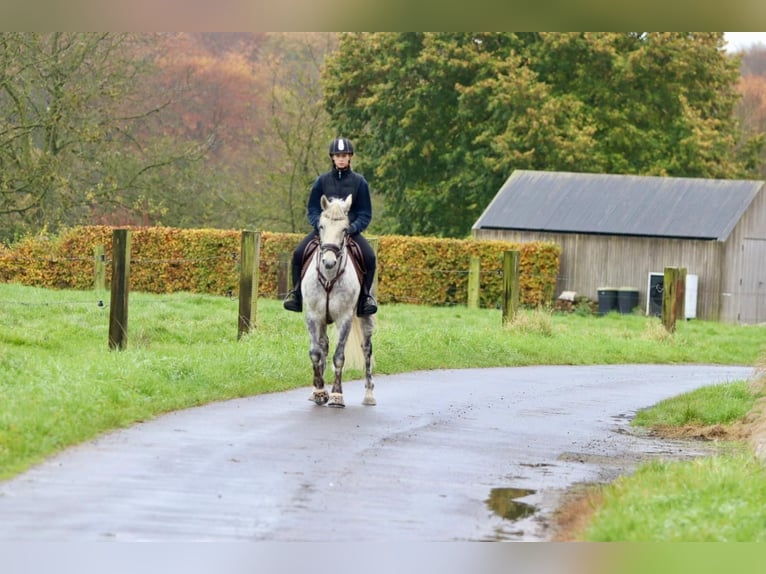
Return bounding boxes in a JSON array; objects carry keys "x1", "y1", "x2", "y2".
[{"x1": 329, "y1": 137, "x2": 354, "y2": 156}]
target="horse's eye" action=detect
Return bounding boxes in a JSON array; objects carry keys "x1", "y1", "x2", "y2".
[{"x1": 318, "y1": 225, "x2": 324, "y2": 231}]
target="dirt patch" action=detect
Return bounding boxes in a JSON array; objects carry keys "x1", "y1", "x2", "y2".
[
  {"x1": 647, "y1": 420, "x2": 751, "y2": 442},
  {"x1": 550, "y1": 483, "x2": 604, "y2": 542}
]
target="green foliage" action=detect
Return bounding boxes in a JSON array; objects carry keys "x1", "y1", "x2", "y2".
[
  {"x1": 323, "y1": 32, "x2": 751, "y2": 237},
  {"x1": 3, "y1": 33, "x2": 759, "y2": 245}
]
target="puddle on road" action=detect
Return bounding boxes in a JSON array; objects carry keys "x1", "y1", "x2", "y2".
[{"x1": 486, "y1": 487, "x2": 536, "y2": 521}]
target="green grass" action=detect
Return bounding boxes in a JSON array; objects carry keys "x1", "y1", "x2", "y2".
[
  {"x1": 382, "y1": 306, "x2": 765, "y2": 369},
  {"x1": 632, "y1": 381, "x2": 759, "y2": 427},
  {"x1": 586, "y1": 453, "x2": 766, "y2": 541},
  {"x1": 2, "y1": 283, "x2": 766, "y2": 541}
]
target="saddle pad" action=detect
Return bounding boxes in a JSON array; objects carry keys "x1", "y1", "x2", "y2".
[{"x1": 300, "y1": 236, "x2": 366, "y2": 283}]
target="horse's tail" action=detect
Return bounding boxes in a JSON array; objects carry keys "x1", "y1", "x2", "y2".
[{"x1": 346, "y1": 315, "x2": 373, "y2": 371}]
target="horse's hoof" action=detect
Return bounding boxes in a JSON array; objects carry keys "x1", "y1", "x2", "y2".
[
  {"x1": 311, "y1": 390, "x2": 329, "y2": 405},
  {"x1": 328, "y1": 392, "x2": 345, "y2": 408},
  {"x1": 362, "y1": 395, "x2": 377, "y2": 406}
]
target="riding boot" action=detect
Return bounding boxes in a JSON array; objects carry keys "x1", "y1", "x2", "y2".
[
  {"x1": 283, "y1": 286, "x2": 302, "y2": 312},
  {"x1": 358, "y1": 285, "x2": 378, "y2": 316},
  {"x1": 283, "y1": 257, "x2": 304, "y2": 312}
]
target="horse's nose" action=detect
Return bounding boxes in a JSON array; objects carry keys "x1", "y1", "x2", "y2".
[{"x1": 322, "y1": 256, "x2": 337, "y2": 270}]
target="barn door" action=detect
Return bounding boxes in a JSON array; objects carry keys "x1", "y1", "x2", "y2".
[{"x1": 741, "y1": 239, "x2": 766, "y2": 324}]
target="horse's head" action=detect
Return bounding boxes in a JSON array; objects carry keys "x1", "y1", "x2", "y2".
[{"x1": 318, "y1": 195, "x2": 352, "y2": 272}]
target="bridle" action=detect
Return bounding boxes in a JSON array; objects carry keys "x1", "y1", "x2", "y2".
[{"x1": 315, "y1": 230, "x2": 349, "y2": 324}]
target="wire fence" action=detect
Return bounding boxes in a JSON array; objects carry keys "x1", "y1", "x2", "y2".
[
  {"x1": 4, "y1": 250, "x2": 766, "y2": 343},
  {"x1": 0, "y1": 250, "x2": 569, "y2": 309},
  {"x1": 8, "y1": 250, "x2": 766, "y2": 305},
  {"x1": 6, "y1": 233, "x2": 762, "y2": 321}
]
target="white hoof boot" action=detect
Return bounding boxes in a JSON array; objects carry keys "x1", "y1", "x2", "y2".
[
  {"x1": 362, "y1": 390, "x2": 376, "y2": 406},
  {"x1": 311, "y1": 389, "x2": 329, "y2": 405},
  {"x1": 328, "y1": 392, "x2": 345, "y2": 408}
]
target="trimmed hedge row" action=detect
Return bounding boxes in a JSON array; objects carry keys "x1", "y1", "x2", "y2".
[
  {"x1": 377, "y1": 234, "x2": 560, "y2": 308},
  {"x1": 0, "y1": 226, "x2": 560, "y2": 308}
]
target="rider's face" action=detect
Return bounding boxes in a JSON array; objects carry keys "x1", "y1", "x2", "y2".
[{"x1": 332, "y1": 153, "x2": 351, "y2": 169}]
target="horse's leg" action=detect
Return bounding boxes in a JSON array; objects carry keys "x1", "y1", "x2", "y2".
[
  {"x1": 307, "y1": 317, "x2": 329, "y2": 405},
  {"x1": 359, "y1": 316, "x2": 376, "y2": 406},
  {"x1": 327, "y1": 316, "x2": 353, "y2": 408},
  {"x1": 319, "y1": 327, "x2": 329, "y2": 374}
]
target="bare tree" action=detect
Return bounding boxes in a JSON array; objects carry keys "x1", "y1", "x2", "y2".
[
  {"x1": 0, "y1": 33, "x2": 210, "y2": 240},
  {"x1": 250, "y1": 33, "x2": 338, "y2": 233}
]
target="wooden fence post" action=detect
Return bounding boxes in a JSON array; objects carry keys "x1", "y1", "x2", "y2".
[
  {"x1": 468, "y1": 255, "x2": 480, "y2": 309},
  {"x1": 277, "y1": 252, "x2": 290, "y2": 299},
  {"x1": 662, "y1": 266, "x2": 687, "y2": 333},
  {"x1": 502, "y1": 250, "x2": 520, "y2": 325},
  {"x1": 108, "y1": 230, "x2": 131, "y2": 351},
  {"x1": 94, "y1": 245, "x2": 106, "y2": 292},
  {"x1": 238, "y1": 230, "x2": 261, "y2": 340}
]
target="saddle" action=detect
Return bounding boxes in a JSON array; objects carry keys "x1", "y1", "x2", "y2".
[{"x1": 300, "y1": 235, "x2": 366, "y2": 285}]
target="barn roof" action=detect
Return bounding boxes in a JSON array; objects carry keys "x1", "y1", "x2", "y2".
[{"x1": 472, "y1": 170, "x2": 765, "y2": 241}]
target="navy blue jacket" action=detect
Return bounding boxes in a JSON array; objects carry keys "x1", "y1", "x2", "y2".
[{"x1": 307, "y1": 166, "x2": 372, "y2": 235}]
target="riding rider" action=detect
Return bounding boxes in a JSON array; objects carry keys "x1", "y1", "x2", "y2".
[{"x1": 283, "y1": 137, "x2": 378, "y2": 316}]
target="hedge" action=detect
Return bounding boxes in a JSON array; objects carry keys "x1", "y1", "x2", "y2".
[{"x1": 0, "y1": 226, "x2": 561, "y2": 308}]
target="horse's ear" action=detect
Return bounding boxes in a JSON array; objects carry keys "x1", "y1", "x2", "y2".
[
  {"x1": 321, "y1": 195, "x2": 329, "y2": 210},
  {"x1": 343, "y1": 194, "x2": 353, "y2": 212}
]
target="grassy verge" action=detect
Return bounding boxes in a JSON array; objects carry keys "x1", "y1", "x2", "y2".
[
  {"x1": 584, "y1": 453, "x2": 766, "y2": 541},
  {"x1": 632, "y1": 381, "x2": 759, "y2": 427},
  {"x1": 563, "y1": 373, "x2": 766, "y2": 541}
]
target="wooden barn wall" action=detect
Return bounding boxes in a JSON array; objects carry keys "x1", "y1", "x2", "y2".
[
  {"x1": 473, "y1": 229, "x2": 723, "y2": 320},
  {"x1": 720, "y1": 188, "x2": 766, "y2": 324}
]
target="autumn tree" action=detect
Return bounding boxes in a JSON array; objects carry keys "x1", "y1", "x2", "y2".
[
  {"x1": 323, "y1": 32, "x2": 754, "y2": 238},
  {"x1": 0, "y1": 33, "x2": 210, "y2": 240},
  {"x1": 735, "y1": 46, "x2": 766, "y2": 178},
  {"x1": 132, "y1": 32, "x2": 337, "y2": 234},
  {"x1": 124, "y1": 32, "x2": 270, "y2": 231}
]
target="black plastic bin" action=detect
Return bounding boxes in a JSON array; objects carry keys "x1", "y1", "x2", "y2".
[
  {"x1": 617, "y1": 287, "x2": 639, "y2": 314},
  {"x1": 597, "y1": 287, "x2": 618, "y2": 315}
]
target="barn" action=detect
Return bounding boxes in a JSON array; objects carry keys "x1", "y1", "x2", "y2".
[{"x1": 472, "y1": 170, "x2": 766, "y2": 324}]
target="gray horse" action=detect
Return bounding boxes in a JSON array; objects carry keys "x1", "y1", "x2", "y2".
[{"x1": 302, "y1": 195, "x2": 375, "y2": 408}]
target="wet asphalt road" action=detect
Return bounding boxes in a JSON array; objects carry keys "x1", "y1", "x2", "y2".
[{"x1": 0, "y1": 364, "x2": 752, "y2": 541}]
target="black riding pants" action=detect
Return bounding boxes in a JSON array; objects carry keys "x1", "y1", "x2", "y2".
[{"x1": 291, "y1": 231, "x2": 377, "y2": 294}]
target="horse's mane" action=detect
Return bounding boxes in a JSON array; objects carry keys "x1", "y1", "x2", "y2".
[{"x1": 321, "y1": 198, "x2": 348, "y2": 222}]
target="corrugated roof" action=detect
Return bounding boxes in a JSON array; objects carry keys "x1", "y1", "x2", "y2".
[{"x1": 473, "y1": 170, "x2": 764, "y2": 241}]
